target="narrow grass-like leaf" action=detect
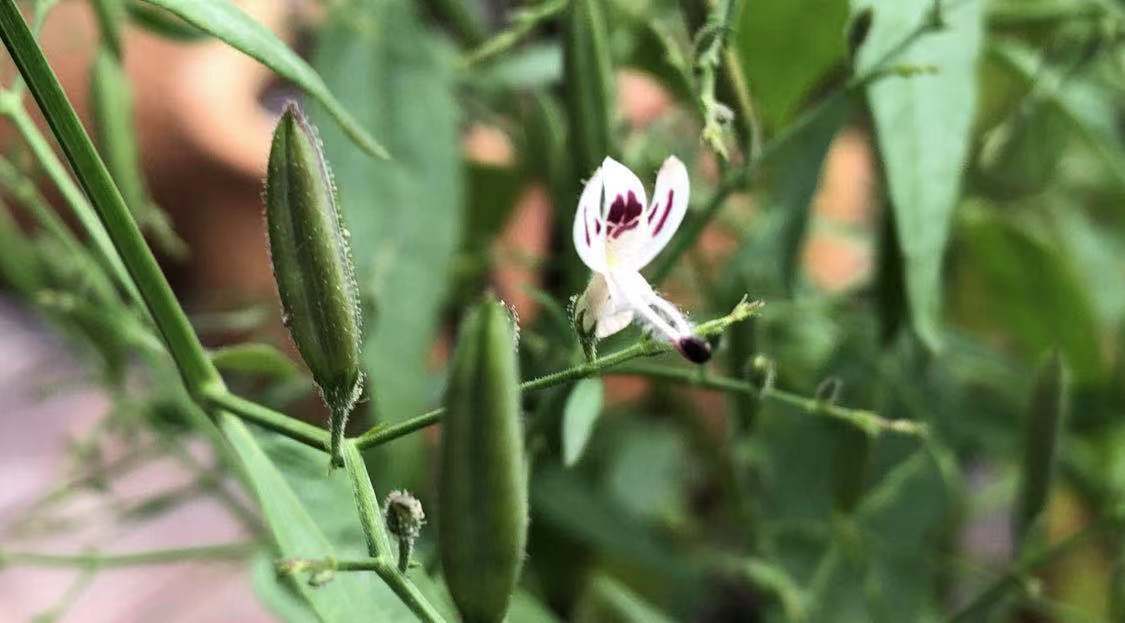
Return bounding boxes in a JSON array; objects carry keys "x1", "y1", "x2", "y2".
[
  {"x1": 139, "y1": 0, "x2": 388, "y2": 159},
  {"x1": 1014, "y1": 352, "x2": 1068, "y2": 549},
  {"x1": 855, "y1": 0, "x2": 984, "y2": 349},
  {"x1": 209, "y1": 343, "x2": 301, "y2": 380},
  {"x1": 562, "y1": 377, "x2": 604, "y2": 466}
]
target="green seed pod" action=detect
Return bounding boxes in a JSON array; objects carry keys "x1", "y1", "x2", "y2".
[
  {"x1": 440, "y1": 297, "x2": 528, "y2": 623},
  {"x1": 1014, "y1": 351, "x2": 1068, "y2": 550},
  {"x1": 265, "y1": 103, "x2": 363, "y2": 468}
]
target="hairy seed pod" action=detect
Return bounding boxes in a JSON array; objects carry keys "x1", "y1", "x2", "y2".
[
  {"x1": 265, "y1": 103, "x2": 363, "y2": 468},
  {"x1": 440, "y1": 297, "x2": 528, "y2": 623}
]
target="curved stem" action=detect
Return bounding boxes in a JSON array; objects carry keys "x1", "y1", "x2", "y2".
[
  {"x1": 342, "y1": 442, "x2": 447, "y2": 623},
  {"x1": 203, "y1": 387, "x2": 329, "y2": 452},
  {"x1": 354, "y1": 299, "x2": 765, "y2": 449},
  {"x1": 0, "y1": 542, "x2": 257, "y2": 568}
]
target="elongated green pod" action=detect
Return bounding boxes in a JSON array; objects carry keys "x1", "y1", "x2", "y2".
[
  {"x1": 265, "y1": 104, "x2": 363, "y2": 468},
  {"x1": 563, "y1": 0, "x2": 614, "y2": 178},
  {"x1": 1014, "y1": 351, "x2": 1068, "y2": 549},
  {"x1": 90, "y1": 48, "x2": 186, "y2": 257},
  {"x1": 562, "y1": 0, "x2": 614, "y2": 292},
  {"x1": 440, "y1": 297, "x2": 528, "y2": 623},
  {"x1": 90, "y1": 0, "x2": 125, "y2": 58}
]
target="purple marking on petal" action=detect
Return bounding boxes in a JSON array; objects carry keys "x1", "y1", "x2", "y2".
[
  {"x1": 653, "y1": 189, "x2": 674, "y2": 235},
  {"x1": 595, "y1": 221, "x2": 602, "y2": 234},
  {"x1": 584, "y1": 219, "x2": 591, "y2": 246},
  {"x1": 609, "y1": 219, "x2": 640, "y2": 239}
]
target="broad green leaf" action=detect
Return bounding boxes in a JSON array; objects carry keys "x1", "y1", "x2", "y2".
[
  {"x1": 139, "y1": 0, "x2": 387, "y2": 159},
  {"x1": 310, "y1": 1, "x2": 462, "y2": 447},
  {"x1": 562, "y1": 377, "x2": 604, "y2": 466},
  {"x1": 950, "y1": 206, "x2": 1104, "y2": 384},
  {"x1": 855, "y1": 0, "x2": 984, "y2": 349},
  {"x1": 736, "y1": 0, "x2": 850, "y2": 130},
  {"x1": 209, "y1": 343, "x2": 301, "y2": 379},
  {"x1": 218, "y1": 415, "x2": 415, "y2": 621}
]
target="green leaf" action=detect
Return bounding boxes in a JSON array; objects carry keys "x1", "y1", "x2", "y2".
[
  {"x1": 562, "y1": 378, "x2": 604, "y2": 466},
  {"x1": 138, "y1": 0, "x2": 387, "y2": 159},
  {"x1": 855, "y1": 0, "x2": 984, "y2": 349},
  {"x1": 209, "y1": 343, "x2": 301, "y2": 380},
  {"x1": 310, "y1": 0, "x2": 462, "y2": 483},
  {"x1": 90, "y1": 48, "x2": 187, "y2": 258},
  {"x1": 763, "y1": 92, "x2": 854, "y2": 291},
  {"x1": 950, "y1": 205, "x2": 1104, "y2": 384},
  {"x1": 219, "y1": 415, "x2": 417, "y2": 622},
  {"x1": 735, "y1": 0, "x2": 850, "y2": 130}
]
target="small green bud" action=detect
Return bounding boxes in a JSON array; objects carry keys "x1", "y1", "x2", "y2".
[
  {"x1": 845, "y1": 7, "x2": 874, "y2": 62},
  {"x1": 815, "y1": 377, "x2": 843, "y2": 405},
  {"x1": 383, "y1": 490, "x2": 425, "y2": 572},
  {"x1": 439, "y1": 297, "x2": 528, "y2": 623},
  {"x1": 264, "y1": 103, "x2": 363, "y2": 468}
]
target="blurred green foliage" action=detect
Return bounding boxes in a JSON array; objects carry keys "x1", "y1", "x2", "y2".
[{"x1": 3, "y1": 0, "x2": 1125, "y2": 621}]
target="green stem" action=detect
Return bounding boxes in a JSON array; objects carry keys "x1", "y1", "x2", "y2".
[
  {"x1": 461, "y1": 0, "x2": 568, "y2": 67},
  {"x1": 947, "y1": 520, "x2": 1118, "y2": 622},
  {"x1": 354, "y1": 299, "x2": 765, "y2": 449},
  {"x1": 613, "y1": 362, "x2": 928, "y2": 438},
  {"x1": 0, "y1": 97, "x2": 142, "y2": 306},
  {"x1": 0, "y1": 3, "x2": 217, "y2": 395},
  {"x1": 0, "y1": 542, "x2": 256, "y2": 568},
  {"x1": 342, "y1": 442, "x2": 447, "y2": 623},
  {"x1": 202, "y1": 388, "x2": 330, "y2": 452},
  {"x1": 649, "y1": 16, "x2": 941, "y2": 283}
]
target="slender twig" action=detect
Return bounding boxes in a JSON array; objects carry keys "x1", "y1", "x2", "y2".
[
  {"x1": 0, "y1": 542, "x2": 257, "y2": 568},
  {"x1": 461, "y1": 0, "x2": 568, "y2": 67},
  {"x1": 354, "y1": 299, "x2": 765, "y2": 449},
  {"x1": 612, "y1": 362, "x2": 928, "y2": 438},
  {"x1": 342, "y1": 442, "x2": 446, "y2": 623},
  {"x1": 649, "y1": 13, "x2": 944, "y2": 283},
  {"x1": 0, "y1": 96, "x2": 142, "y2": 306},
  {"x1": 202, "y1": 388, "x2": 329, "y2": 451},
  {"x1": 947, "y1": 519, "x2": 1120, "y2": 622}
]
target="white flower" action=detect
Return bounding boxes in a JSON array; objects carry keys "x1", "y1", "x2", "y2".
[{"x1": 572, "y1": 156, "x2": 711, "y2": 364}]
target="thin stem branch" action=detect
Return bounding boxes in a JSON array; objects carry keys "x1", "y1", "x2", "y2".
[
  {"x1": 613, "y1": 362, "x2": 928, "y2": 438},
  {"x1": 0, "y1": 542, "x2": 257, "y2": 568},
  {"x1": 649, "y1": 14, "x2": 943, "y2": 283},
  {"x1": 947, "y1": 519, "x2": 1120, "y2": 622},
  {"x1": 342, "y1": 442, "x2": 446, "y2": 623},
  {"x1": 202, "y1": 387, "x2": 329, "y2": 452},
  {"x1": 0, "y1": 97, "x2": 142, "y2": 306},
  {"x1": 461, "y1": 0, "x2": 568, "y2": 67},
  {"x1": 355, "y1": 299, "x2": 765, "y2": 449},
  {"x1": 0, "y1": 7, "x2": 218, "y2": 395}
]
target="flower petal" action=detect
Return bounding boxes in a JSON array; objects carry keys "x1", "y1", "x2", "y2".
[
  {"x1": 573, "y1": 165, "x2": 608, "y2": 271},
  {"x1": 634, "y1": 156, "x2": 690, "y2": 269}
]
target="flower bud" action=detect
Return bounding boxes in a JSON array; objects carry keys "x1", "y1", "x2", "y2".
[
  {"x1": 265, "y1": 103, "x2": 363, "y2": 468},
  {"x1": 439, "y1": 297, "x2": 528, "y2": 623},
  {"x1": 384, "y1": 490, "x2": 425, "y2": 572}
]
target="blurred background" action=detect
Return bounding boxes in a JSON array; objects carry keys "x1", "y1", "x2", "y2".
[{"x1": 0, "y1": 0, "x2": 1123, "y2": 621}]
